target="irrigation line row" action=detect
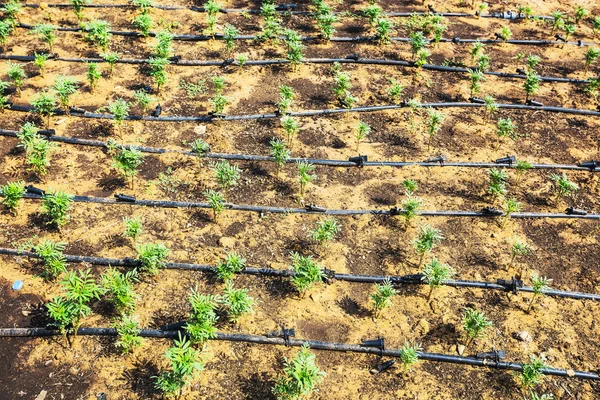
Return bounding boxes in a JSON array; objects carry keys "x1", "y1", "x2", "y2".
[
  {"x1": 1, "y1": 327, "x2": 598, "y2": 381},
  {"x1": 0, "y1": 129, "x2": 596, "y2": 171},
  {"x1": 0, "y1": 54, "x2": 590, "y2": 84},
  {"x1": 13, "y1": 192, "x2": 600, "y2": 219},
  {"x1": 7, "y1": 102, "x2": 600, "y2": 123},
  {"x1": 1, "y1": 247, "x2": 598, "y2": 301},
  {"x1": 15, "y1": 23, "x2": 595, "y2": 47},
  {"x1": 9, "y1": 2, "x2": 556, "y2": 20}
]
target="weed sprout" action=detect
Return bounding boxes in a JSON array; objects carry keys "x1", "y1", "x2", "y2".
[
  {"x1": 0, "y1": 180, "x2": 25, "y2": 214},
  {"x1": 421, "y1": 257, "x2": 455, "y2": 300},
  {"x1": 272, "y1": 344, "x2": 325, "y2": 400},
  {"x1": 370, "y1": 278, "x2": 396, "y2": 318},
  {"x1": 135, "y1": 243, "x2": 170, "y2": 276}
]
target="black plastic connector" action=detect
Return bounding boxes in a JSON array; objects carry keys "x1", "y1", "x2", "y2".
[
  {"x1": 267, "y1": 327, "x2": 296, "y2": 346},
  {"x1": 495, "y1": 155, "x2": 516, "y2": 165},
  {"x1": 515, "y1": 68, "x2": 526, "y2": 75},
  {"x1": 392, "y1": 273, "x2": 424, "y2": 285},
  {"x1": 69, "y1": 106, "x2": 86, "y2": 115},
  {"x1": 361, "y1": 336, "x2": 385, "y2": 352},
  {"x1": 496, "y1": 277, "x2": 523, "y2": 294},
  {"x1": 25, "y1": 185, "x2": 45, "y2": 196},
  {"x1": 151, "y1": 104, "x2": 162, "y2": 117},
  {"x1": 526, "y1": 99, "x2": 543, "y2": 106},
  {"x1": 425, "y1": 154, "x2": 446, "y2": 165},
  {"x1": 305, "y1": 204, "x2": 326, "y2": 212},
  {"x1": 578, "y1": 160, "x2": 600, "y2": 170},
  {"x1": 389, "y1": 207, "x2": 402, "y2": 216},
  {"x1": 349, "y1": 155, "x2": 367, "y2": 167},
  {"x1": 222, "y1": 58, "x2": 234, "y2": 66},
  {"x1": 565, "y1": 207, "x2": 587, "y2": 216},
  {"x1": 38, "y1": 129, "x2": 56, "y2": 137},
  {"x1": 276, "y1": 4, "x2": 297, "y2": 11},
  {"x1": 321, "y1": 268, "x2": 336, "y2": 283},
  {"x1": 114, "y1": 193, "x2": 136, "y2": 202},
  {"x1": 208, "y1": 112, "x2": 226, "y2": 119},
  {"x1": 578, "y1": 40, "x2": 584, "y2": 47},
  {"x1": 469, "y1": 97, "x2": 486, "y2": 104},
  {"x1": 555, "y1": 34, "x2": 566, "y2": 42},
  {"x1": 427, "y1": 4, "x2": 436, "y2": 13},
  {"x1": 452, "y1": 37, "x2": 460, "y2": 44},
  {"x1": 345, "y1": 53, "x2": 360, "y2": 61},
  {"x1": 370, "y1": 359, "x2": 395, "y2": 375},
  {"x1": 168, "y1": 55, "x2": 182, "y2": 63},
  {"x1": 476, "y1": 349, "x2": 506, "y2": 363},
  {"x1": 494, "y1": 33, "x2": 503, "y2": 40},
  {"x1": 480, "y1": 207, "x2": 504, "y2": 216}
]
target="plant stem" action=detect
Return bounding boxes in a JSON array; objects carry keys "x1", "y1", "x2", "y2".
[{"x1": 526, "y1": 293, "x2": 537, "y2": 313}]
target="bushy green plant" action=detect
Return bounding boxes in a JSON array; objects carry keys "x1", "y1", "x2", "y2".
[
  {"x1": 53, "y1": 75, "x2": 79, "y2": 112},
  {"x1": 398, "y1": 341, "x2": 422, "y2": 377},
  {"x1": 211, "y1": 160, "x2": 241, "y2": 191},
  {"x1": 363, "y1": 4, "x2": 382, "y2": 26},
  {"x1": 270, "y1": 138, "x2": 290, "y2": 177},
  {"x1": 184, "y1": 287, "x2": 219, "y2": 344},
  {"x1": 517, "y1": 355, "x2": 549, "y2": 388},
  {"x1": 33, "y1": 53, "x2": 49, "y2": 78},
  {"x1": 31, "y1": 23, "x2": 57, "y2": 51},
  {"x1": 31, "y1": 91, "x2": 57, "y2": 128},
  {"x1": 370, "y1": 278, "x2": 396, "y2": 318},
  {"x1": 82, "y1": 19, "x2": 112, "y2": 51},
  {"x1": 220, "y1": 281, "x2": 254, "y2": 322},
  {"x1": 549, "y1": 173, "x2": 578, "y2": 201},
  {"x1": 153, "y1": 30, "x2": 173, "y2": 58},
  {"x1": 101, "y1": 268, "x2": 139, "y2": 315},
  {"x1": 133, "y1": 90, "x2": 153, "y2": 116},
  {"x1": 135, "y1": 243, "x2": 170, "y2": 275},
  {"x1": 7, "y1": 61, "x2": 25, "y2": 92},
  {"x1": 272, "y1": 344, "x2": 325, "y2": 400},
  {"x1": 375, "y1": 17, "x2": 394, "y2": 44},
  {"x1": 421, "y1": 257, "x2": 455, "y2": 300},
  {"x1": 86, "y1": 62, "x2": 102, "y2": 92},
  {"x1": 584, "y1": 48, "x2": 600, "y2": 75},
  {"x1": 280, "y1": 116, "x2": 299, "y2": 146},
  {"x1": 111, "y1": 146, "x2": 144, "y2": 188},
  {"x1": 289, "y1": 252, "x2": 325, "y2": 295},
  {"x1": 114, "y1": 315, "x2": 143, "y2": 354},
  {"x1": 101, "y1": 51, "x2": 120, "y2": 77},
  {"x1": 123, "y1": 216, "x2": 143, "y2": 243},
  {"x1": 133, "y1": 13, "x2": 153, "y2": 37},
  {"x1": 31, "y1": 239, "x2": 68, "y2": 280},
  {"x1": 41, "y1": 190, "x2": 74, "y2": 228},
  {"x1": 20, "y1": 132, "x2": 57, "y2": 175},
  {"x1": 527, "y1": 273, "x2": 551, "y2": 313},
  {"x1": 205, "y1": 189, "x2": 225, "y2": 221},
  {"x1": 412, "y1": 224, "x2": 444, "y2": 266},
  {"x1": 154, "y1": 333, "x2": 205, "y2": 398},
  {"x1": 215, "y1": 251, "x2": 245, "y2": 282},
  {"x1": 204, "y1": 0, "x2": 221, "y2": 37},
  {"x1": 309, "y1": 217, "x2": 341, "y2": 247},
  {"x1": 0, "y1": 21, "x2": 13, "y2": 47},
  {"x1": 1, "y1": 0, "x2": 22, "y2": 25},
  {"x1": 0, "y1": 180, "x2": 25, "y2": 214},
  {"x1": 462, "y1": 308, "x2": 492, "y2": 348}
]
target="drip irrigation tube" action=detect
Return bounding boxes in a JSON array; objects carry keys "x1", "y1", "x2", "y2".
[
  {"x1": 0, "y1": 54, "x2": 589, "y2": 84},
  {"x1": 0, "y1": 247, "x2": 597, "y2": 301},
  {"x1": 0, "y1": 129, "x2": 595, "y2": 171},
  {"x1": 10, "y1": 191, "x2": 600, "y2": 219},
  {"x1": 15, "y1": 23, "x2": 594, "y2": 47},
  {"x1": 7, "y1": 102, "x2": 600, "y2": 123},
  {"x1": 0, "y1": 327, "x2": 597, "y2": 380},
  {"x1": 7, "y1": 3, "x2": 558, "y2": 20}
]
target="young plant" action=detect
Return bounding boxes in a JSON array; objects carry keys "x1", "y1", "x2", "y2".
[
  {"x1": 272, "y1": 344, "x2": 325, "y2": 400},
  {"x1": 270, "y1": 138, "x2": 290, "y2": 177},
  {"x1": 31, "y1": 23, "x2": 57, "y2": 51},
  {"x1": 135, "y1": 242, "x2": 170, "y2": 276},
  {"x1": 133, "y1": 90, "x2": 153, "y2": 116},
  {"x1": 41, "y1": 190, "x2": 74, "y2": 228},
  {"x1": 424, "y1": 108, "x2": 445, "y2": 151},
  {"x1": 400, "y1": 196, "x2": 423, "y2": 227},
  {"x1": 421, "y1": 257, "x2": 455, "y2": 300},
  {"x1": 462, "y1": 308, "x2": 492, "y2": 348},
  {"x1": 375, "y1": 17, "x2": 394, "y2": 44},
  {"x1": 515, "y1": 160, "x2": 533, "y2": 185},
  {"x1": 205, "y1": 189, "x2": 225, "y2": 221},
  {"x1": 32, "y1": 239, "x2": 68, "y2": 280},
  {"x1": 101, "y1": 268, "x2": 139, "y2": 315},
  {"x1": 101, "y1": 51, "x2": 120, "y2": 77},
  {"x1": 403, "y1": 179, "x2": 418, "y2": 195},
  {"x1": 123, "y1": 216, "x2": 143, "y2": 244},
  {"x1": 236, "y1": 54, "x2": 248, "y2": 70},
  {"x1": 574, "y1": 6, "x2": 589, "y2": 25},
  {"x1": 71, "y1": 0, "x2": 90, "y2": 21},
  {"x1": 412, "y1": 224, "x2": 444, "y2": 266},
  {"x1": 355, "y1": 121, "x2": 371, "y2": 152},
  {"x1": 211, "y1": 160, "x2": 241, "y2": 191},
  {"x1": 0, "y1": 180, "x2": 25, "y2": 214},
  {"x1": 7, "y1": 61, "x2": 26, "y2": 92},
  {"x1": 517, "y1": 355, "x2": 549, "y2": 389},
  {"x1": 496, "y1": 118, "x2": 518, "y2": 148},
  {"x1": 0, "y1": 21, "x2": 13, "y2": 48},
  {"x1": 154, "y1": 333, "x2": 205, "y2": 398},
  {"x1": 153, "y1": 30, "x2": 173, "y2": 58},
  {"x1": 280, "y1": 116, "x2": 299, "y2": 146},
  {"x1": 551, "y1": 11, "x2": 564, "y2": 33},
  {"x1": 33, "y1": 53, "x2": 49, "y2": 78},
  {"x1": 470, "y1": 41, "x2": 485, "y2": 63},
  {"x1": 468, "y1": 68, "x2": 486, "y2": 96},
  {"x1": 527, "y1": 273, "x2": 551, "y2": 313},
  {"x1": 549, "y1": 173, "x2": 578, "y2": 201},
  {"x1": 133, "y1": 13, "x2": 153, "y2": 37},
  {"x1": 563, "y1": 23, "x2": 576, "y2": 42},
  {"x1": 499, "y1": 26, "x2": 512, "y2": 41},
  {"x1": 24, "y1": 135, "x2": 58, "y2": 175},
  {"x1": 223, "y1": 23, "x2": 239, "y2": 53},
  {"x1": 111, "y1": 146, "x2": 144, "y2": 189},
  {"x1": 502, "y1": 197, "x2": 522, "y2": 228},
  {"x1": 108, "y1": 98, "x2": 130, "y2": 134},
  {"x1": 363, "y1": 4, "x2": 382, "y2": 27},
  {"x1": 204, "y1": 0, "x2": 221, "y2": 37},
  {"x1": 488, "y1": 168, "x2": 509, "y2": 203},
  {"x1": 509, "y1": 238, "x2": 533, "y2": 269},
  {"x1": 185, "y1": 287, "x2": 219, "y2": 344},
  {"x1": 387, "y1": 78, "x2": 404, "y2": 104},
  {"x1": 220, "y1": 281, "x2": 255, "y2": 323},
  {"x1": 297, "y1": 161, "x2": 316, "y2": 199},
  {"x1": 191, "y1": 138, "x2": 210, "y2": 157},
  {"x1": 370, "y1": 278, "x2": 396, "y2": 318},
  {"x1": 477, "y1": 54, "x2": 491, "y2": 72},
  {"x1": 86, "y1": 63, "x2": 101, "y2": 93},
  {"x1": 409, "y1": 31, "x2": 428, "y2": 60},
  {"x1": 309, "y1": 217, "x2": 341, "y2": 247},
  {"x1": 398, "y1": 341, "x2": 421, "y2": 377},
  {"x1": 132, "y1": 0, "x2": 154, "y2": 13},
  {"x1": 31, "y1": 91, "x2": 57, "y2": 128},
  {"x1": 52, "y1": 75, "x2": 79, "y2": 113},
  {"x1": 584, "y1": 48, "x2": 600, "y2": 75},
  {"x1": 215, "y1": 251, "x2": 246, "y2": 282},
  {"x1": 209, "y1": 93, "x2": 229, "y2": 115},
  {"x1": 276, "y1": 84, "x2": 295, "y2": 114},
  {"x1": 289, "y1": 252, "x2": 325, "y2": 296},
  {"x1": 523, "y1": 70, "x2": 541, "y2": 102},
  {"x1": 114, "y1": 315, "x2": 143, "y2": 354},
  {"x1": 82, "y1": 20, "x2": 112, "y2": 51}
]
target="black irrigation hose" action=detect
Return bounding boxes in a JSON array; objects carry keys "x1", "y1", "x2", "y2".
[
  {"x1": 1, "y1": 247, "x2": 598, "y2": 301},
  {"x1": 1, "y1": 327, "x2": 598, "y2": 381},
  {"x1": 12, "y1": 191, "x2": 600, "y2": 219},
  {"x1": 0, "y1": 54, "x2": 590, "y2": 84},
  {"x1": 0, "y1": 129, "x2": 595, "y2": 171},
  {"x1": 7, "y1": 3, "x2": 558, "y2": 20},
  {"x1": 16, "y1": 23, "x2": 596, "y2": 47},
  {"x1": 7, "y1": 102, "x2": 600, "y2": 123}
]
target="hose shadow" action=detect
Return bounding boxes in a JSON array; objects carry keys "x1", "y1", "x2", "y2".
[{"x1": 239, "y1": 371, "x2": 276, "y2": 400}]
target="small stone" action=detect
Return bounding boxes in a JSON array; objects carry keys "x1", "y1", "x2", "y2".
[
  {"x1": 39, "y1": 2, "x2": 48, "y2": 10},
  {"x1": 54, "y1": 118, "x2": 66, "y2": 125},
  {"x1": 194, "y1": 125, "x2": 207, "y2": 135},
  {"x1": 35, "y1": 390, "x2": 48, "y2": 400},
  {"x1": 418, "y1": 318, "x2": 430, "y2": 334},
  {"x1": 457, "y1": 344, "x2": 466, "y2": 355},
  {"x1": 566, "y1": 369, "x2": 575, "y2": 377},
  {"x1": 218, "y1": 237, "x2": 236, "y2": 248},
  {"x1": 513, "y1": 331, "x2": 533, "y2": 343}
]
